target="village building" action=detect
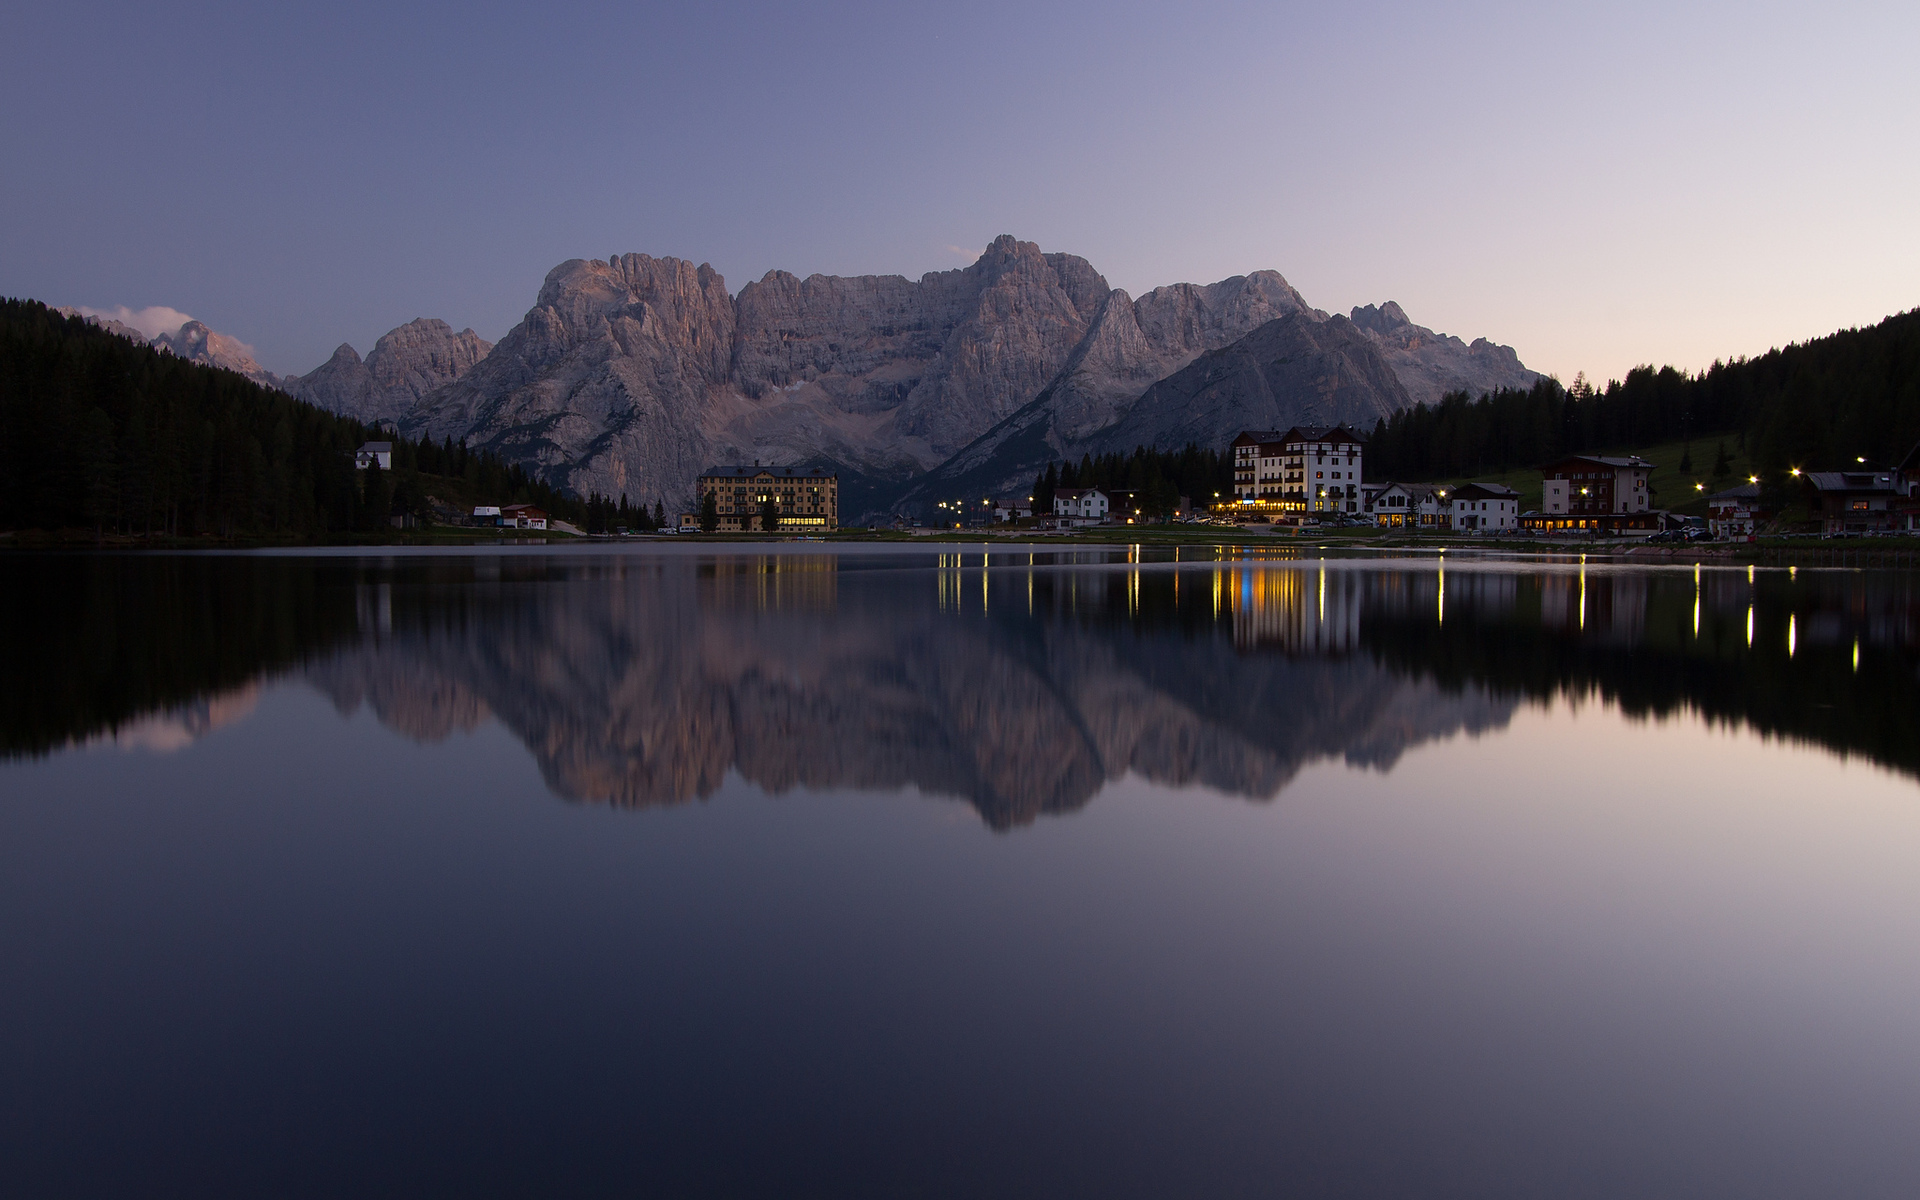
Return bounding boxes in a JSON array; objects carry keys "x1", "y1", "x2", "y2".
[
  {"x1": 1053, "y1": 487, "x2": 1110, "y2": 525},
  {"x1": 1705, "y1": 483, "x2": 1763, "y2": 538},
  {"x1": 992, "y1": 497, "x2": 1034, "y2": 522},
  {"x1": 354, "y1": 441, "x2": 393, "y2": 470},
  {"x1": 498, "y1": 504, "x2": 547, "y2": 530},
  {"x1": 1369, "y1": 482, "x2": 1449, "y2": 528},
  {"x1": 1229, "y1": 425, "x2": 1367, "y2": 517},
  {"x1": 1533, "y1": 454, "x2": 1656, "y2": 532},
  {"x1": 1448, "y1": 483, "x2": 1522, "y2": 532},
  {"x1": 682, "y1": 465, "x2": 840, "y2": 532},
  {"x1": 1799, "y1": 469, "x2": 1910, "y2": 535},
  {"x1": 1540, "y1": 455, "x2": 1653, "y2": 517}
]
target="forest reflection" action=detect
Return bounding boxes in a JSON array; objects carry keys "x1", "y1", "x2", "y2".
[{"x1": 5, "y1": 550, "x2": 1916, "y2": 825}]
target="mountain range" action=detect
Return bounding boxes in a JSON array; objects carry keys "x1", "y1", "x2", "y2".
[
  {"x1": 69, "y1": 238, "x2": 1540, "y2": 518},
  {"x1": 303, "y1": 559, "x2": 1519, "y2": 827}
]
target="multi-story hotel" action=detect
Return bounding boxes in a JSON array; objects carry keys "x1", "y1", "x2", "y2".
[
  {"x1": 1540, "y1": 455, "x2": 1653, "y2": 518},
  {"x1": 682, "y1": 464, "x2": 839, "y2": 531},
  {"x1": 1229, "y1": 425, "x2": 1368, "y2": 516}
]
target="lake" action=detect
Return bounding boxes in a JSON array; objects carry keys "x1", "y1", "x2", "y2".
[{"x1": 3, "y1": 544, "x2": 1918, "y2": 1198}]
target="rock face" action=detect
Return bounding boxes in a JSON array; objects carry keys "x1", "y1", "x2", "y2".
[
  {"x1": 402, "y1": 237, "x2": 1136, "y2": 506},
  {"x1": 896, "y1": 312, "x2": 1414, "y2": 509},
  {"x1": 385, "y1": 236, "x2": 1540, "y2": 515},
  {"x1": 1348, "y1": 301, "x2": 1540, "y2": 407},
  {"x1": 286, "y1": 318, "x2": 492, "y2": 424},
  {"x1": 1101, "y1": 313, "x2": 1413, "y2": 450}
]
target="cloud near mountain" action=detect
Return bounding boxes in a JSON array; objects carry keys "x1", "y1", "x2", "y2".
[{"x1": 75, "y1": 304, "x2": 196, "y2": 341}]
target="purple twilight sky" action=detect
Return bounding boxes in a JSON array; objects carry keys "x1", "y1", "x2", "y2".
[{"x1": 3, "y1": 0, "x2": 1915, "y2": 384}]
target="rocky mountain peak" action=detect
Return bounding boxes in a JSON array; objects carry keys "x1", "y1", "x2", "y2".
[
  {"x1": 392, "y1": 238, "x2": 1542, "y2": 516},
  {"x1": 1344, "y1": 301, "x2": 1539, "y2": 407},
  {"x1": 1349, "y1": 301, "x2": 1411, "y2": 333},
  {"x1": 287, "y1": 319, "x2": 492, "y2": 424},
  {"x1": 154, "y1": 320, "x2": 283, "y2": 389}
]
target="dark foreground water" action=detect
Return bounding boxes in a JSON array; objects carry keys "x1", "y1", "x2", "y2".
[{"x1": 4, "y1": 545, "x2": 1920, "y2": 1198}]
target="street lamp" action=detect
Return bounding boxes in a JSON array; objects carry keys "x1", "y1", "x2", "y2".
[
  {"x1": 1748, "y1": 475, "x2": 1758, "y2": 484},
  {"x1": 1790, "y1": 468, "x2": 1801, "y2": 477}
]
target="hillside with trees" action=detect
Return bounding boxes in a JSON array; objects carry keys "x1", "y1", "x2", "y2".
[
  {"x1": 0, "y1": 299, "x2": 591, "y2": 537},
  {"x1": 1369, "y1": 309, "x2": 1920, "y2": 481}
]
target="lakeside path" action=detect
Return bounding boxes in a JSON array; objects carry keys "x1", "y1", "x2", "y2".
[{"x1": 6, "y1": 524, "x2": 1919, "y2": 569}]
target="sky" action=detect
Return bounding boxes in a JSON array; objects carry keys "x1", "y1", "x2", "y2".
[{"x1": 2, "y1": 0, "x2": 1915, "y2": 383}]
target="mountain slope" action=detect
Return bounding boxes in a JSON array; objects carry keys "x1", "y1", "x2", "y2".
[
  {"x1": 385, "y1": 237, "x2": 1539, "y2": 513},
  {"x1": 1349, "y1": 301, "x2": 1539, "y2": 406},
  {"x1": 897, "y1": 312, "x2": 1414, "y2": 509},
  {"x1": 286, "y1": 318, "x2": 492, "y2": 424}
]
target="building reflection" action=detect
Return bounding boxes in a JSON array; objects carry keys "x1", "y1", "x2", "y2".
[{"x1": 8, "y1": 551, "x2": 1920, "y2": 826}]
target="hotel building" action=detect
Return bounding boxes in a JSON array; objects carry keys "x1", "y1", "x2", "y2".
[
  {"x1": 1229, "y1": 425, "x2": 1367, "y2": 516},
  {"x1": 683, "y1": 465, "x2": 839, "y2": 531}
]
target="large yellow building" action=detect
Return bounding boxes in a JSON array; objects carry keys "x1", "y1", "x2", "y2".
[{"x1": 681, "y1": 465, "x2": 839, "y2": 532}]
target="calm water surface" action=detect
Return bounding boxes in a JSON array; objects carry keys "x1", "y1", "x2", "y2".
[{"x1": 4, "y1": 545, "x2": 1919, "y2": 1198}]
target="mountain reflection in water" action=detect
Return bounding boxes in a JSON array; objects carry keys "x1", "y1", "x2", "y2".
[{"x1": 7, "y1": 549, "x2": 1918, "y2": 825}]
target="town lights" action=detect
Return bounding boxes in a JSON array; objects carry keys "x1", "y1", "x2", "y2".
[
  {"x1": 1749, "y1": 475, "x2": 1759, "y2": 484},
  {"x1": 1695, "y1": 483, "x2": 1704, "y2": 491},
  {"x1": 1790, "y1": 468, "x2": 1801, "y2": 476}
]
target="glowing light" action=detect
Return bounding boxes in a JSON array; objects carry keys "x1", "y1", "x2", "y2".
[
  {"x1": 1788, "y1": 614, "x2": 1796, "y2": 657},
  {"x1": 1746, "y1": 605, "x2": 1754, "y2": 646}
]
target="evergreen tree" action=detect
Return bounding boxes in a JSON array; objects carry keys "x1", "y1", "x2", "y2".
[
  {"x1": 699, "y1": 491, "x2": 719, "y2": 533},
  {"x1": 359, "y1": 456, "x2": 392, "y2": 531},
  {"x1": 760, "y1": 493, "x2": 779, "y2": 532}
]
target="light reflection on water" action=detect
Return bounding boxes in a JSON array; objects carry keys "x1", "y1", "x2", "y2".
[{"x1": 2, "y1": 546, "x2": 1919, "y2": 1197}]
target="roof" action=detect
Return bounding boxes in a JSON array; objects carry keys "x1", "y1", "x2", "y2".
[
  {"x1": 1706, "y1": 483, "x2": 1761, "y2": 502},
  {"x1": 357, "y1": 441, "x2": 392, "y2": 453},
  {"x1": 1802, "y1": 471, "x2": 1900, "y2": 494},
  {"x1": 1276, "y1": 424, "x2": 1368, "y2": 446},
  {"x1": 1541, "y1": 454, "x2": 1654, "y2": 471},
  {"x1": 501, "y1": 503, "x2": 546, "y2": 514},
  {"x1": 700, "y1": 465, "x2": 837, "y2": 480},
  {"x1": 1054, "y1": 487, "x2": 1106, "y2": 499},
  {"x1": 1451, "y1": 482, "x2": 1521, "y2": 500},
  {"x1": 1377, "y1": 482, "x2": 1440, "y2": 499},
  {"x1": 1231, "y1": 425, "x2": 1369, "y2": 448}
]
